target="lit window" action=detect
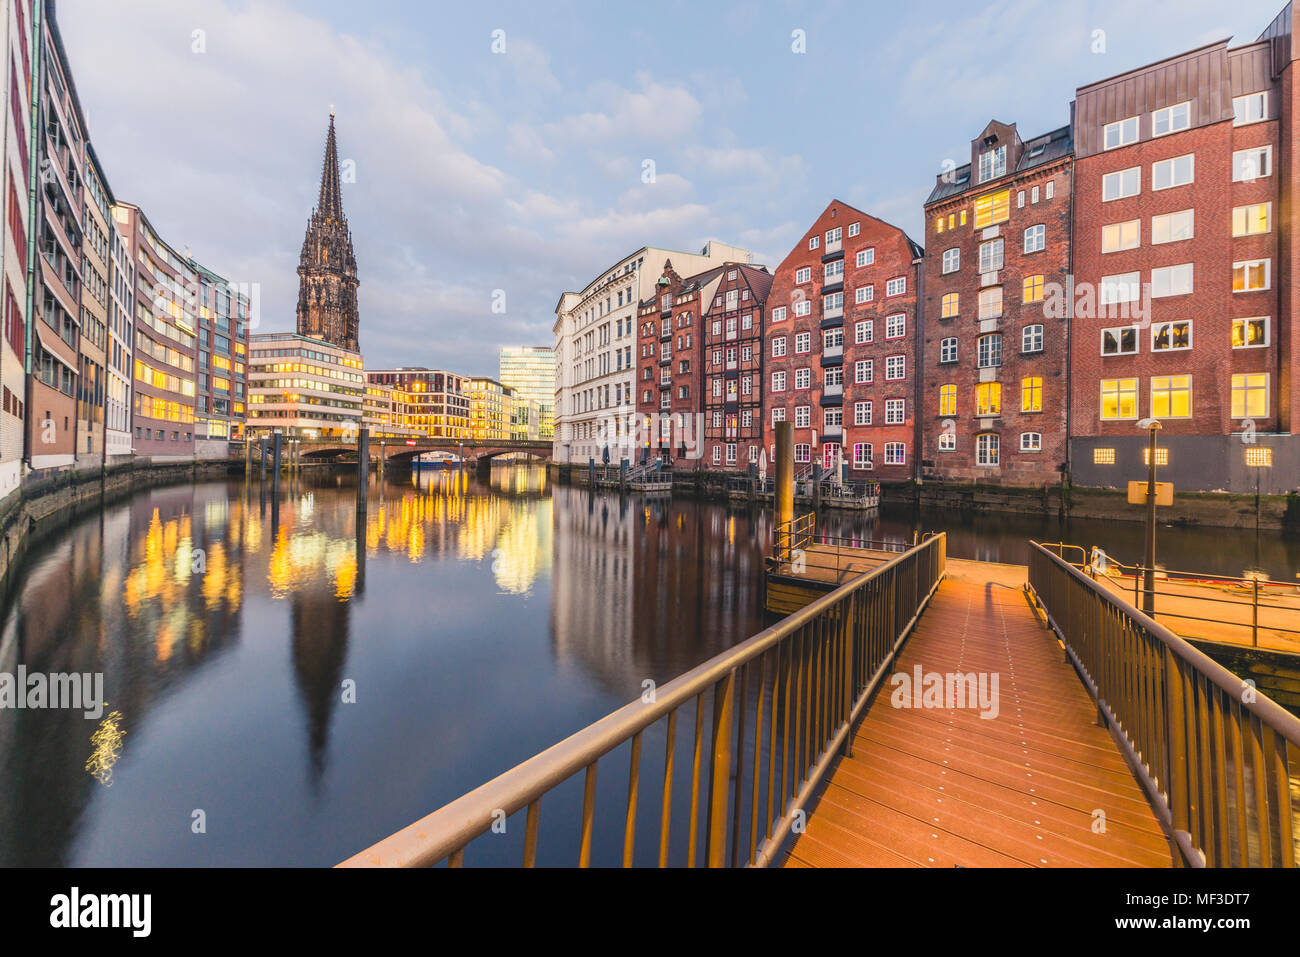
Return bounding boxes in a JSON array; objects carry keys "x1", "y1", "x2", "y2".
[
  {"x1": 1231, "y1": 373, "x2": 1268, "y2": 418},
  {"x1": 1150, "y1": 375, "x2": 1192, "y2": 418},
  {"x1": 1021, "y1": 376, "x2": 1042, "y2": 412},
  {"x1": 976, "y1": 433, "x2": 999, "y2": 466},
  {"x1": 1151, "y1": 320, "x2": 1191, "y2": 352},
  {"x1": 975, "y1": 382, "x2": 1001, "y2": 416},
  {"x1": 1233, "y1": 260, "x2": 1270, "y2": 292},
  {"x1": 1231, "y1": 317, "x2": 1268, "y2": 349},
  {"x1": 941, "y1": 292, "x2": 959, "y2": 318},
  {"x1": 1022, "y1": 275, "x2": 1044, "y2": 303},
  {"x1": 1100, "y1": 378, "x2": 1139, "y2": 420},
  {"x1": 1093, "y1": 448, "x2": 1116, "y2": 465},
  {"x1": 1232, "y1": 204, "x2": 1270, "y2": 237},
  {"x1": 1245, "y1": 447, "x2": 1273, "y2": 467},
  {"x1": 939, "y1": 384, "x2": 956, "y2": 416},
  {"x1": 1102, "y1": 220, "x2": 1140, "y2": 253},
  {"x1": 1143, "y1": 447, "x2": 1170, "y2": 467},
  {"x1": 974, "y1": 190, "x2": 1010, "y2": 228},
  {"x1": 1152, "y1": 101, "x2": 1190, "y2": 136}
]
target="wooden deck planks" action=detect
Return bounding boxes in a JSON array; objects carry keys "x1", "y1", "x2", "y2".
[{"x1": 782, "y1": 577, "x2": 1173, "y2": 868}]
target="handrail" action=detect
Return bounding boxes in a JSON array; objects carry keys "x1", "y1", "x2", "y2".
[
  {"x1": 340, "y1": 533, "x2": 947, "y2": 868},
  {"x1": 1027, "y1": 540, "x2": 1300, "y2": 868}
]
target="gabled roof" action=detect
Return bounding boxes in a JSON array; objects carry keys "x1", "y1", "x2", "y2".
[{"x1": 926, "y1": 124, "x2": 1072, "y2": 206}]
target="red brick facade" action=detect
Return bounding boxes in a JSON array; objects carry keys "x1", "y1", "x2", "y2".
[
  {"x1": 701, "y1": 264, "x2": 772, "y2": 469},
  {"x1": 922, "y1": 121, "x2": 1072, "y2": 485},
  {"x1": 763, "y1": 200, "x2": 922, "y2": 482}
]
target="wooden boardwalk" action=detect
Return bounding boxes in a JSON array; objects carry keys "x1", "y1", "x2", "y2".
[{"x1": 783, "y1": 577, "x2": 1173, "y2": 868}]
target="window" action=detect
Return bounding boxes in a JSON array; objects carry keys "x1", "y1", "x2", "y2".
[
  {"x1": 771, "y1": 306, "x2": 787, "y2": 322},
  {"x1": 885, "y1": 355, "x2": 905, "y2": 380},
  {"x1": 823, "y1": 328, "x2": 842, "y2": 352},
  {"x1": 1022, "y1": 275, "x2": 1044, "y2": 303},
  {"x1": 793, "y1": 299, "x2": 811, "y2": 317},
  {"x1": 1023, "y1": 224, "x2": 1045, "y2": 253},
  {"x1": 978, "y1": 287, "x2": 1003, "y2": 319},
  {"x1": 1100, "y1": 272, "x2": 1141, "y2": 305},
  {"x1": 939, "y1": 384, "x2": 956, "y2": 416},
  {"x1": 794, "y1": 444, "x2": 810, "y2": 463},
  {"x1": 1020, "y1": 432, "x2": 1042, "y2": 452},
  {"x1": 974, "y1": 190, "x2": 1010, "y2": 227},
  {"x1": 1232, "y1": 317, "x2": 1268, "y2": 349},
  {"x1": 978, "y1": 238, "x2": 1004, "y2": 273},
  {"x1": 1231, "y1": 373, "x2": 1268, "y2": 418},
  {"x1": 1233, "y1": 92, "x2": 1267, "y2": 126},
  {"x1": 795, "y1": 332, "x2": 810, "y2": 354},
  {"x1": 1102, "y1": 167, "x2": 1140, "y2": 201},
  {"x1": 975, "y1": 382, "x2": 1001, "y2": 416},
  {"x1": 1045, "y1": 181, "x2": 1054, "y2": 200},
  {"x1": 940, "y1": 292, "x2": 959, "y2": 318},
  {"x1": 1152, "y1": 154, "x2": 1194, "y2": 190},
  {"x1": 854, "y1": 359, "x2": 872, "y2": 383},
  {"x1": 978, "y1": 145, "x2": 1006, "y2": 182},
  {"x1": 886, "y1": 314, "x2": 906, "y2": 339},
  {"x1": 1100, "y1": 378, "x2": 1139, "y2": 420},
  {"x1": 822, "y1": 292, "x2": 843, "y2": 314},
  {"x1": 1233, "y1": 260, "x2": 1270, "y2": 292},
  {"x1": 856, "y1": 248, "x2": 874, "y2": 267},
  {"x1": 853, "y1": 443, "x2": 873, "y2": 469},
  {"x1": 1021, "y1": 376, "x2": 1042, "y2": 412},
  {"x1": 795, "y1": 368, "x2": 811, "y2": 389},
  {"x1": 1150, "y1": 210, "x2": 1193, "y2": 246},
  {"x1": 824, "y1": 260, "x2": 844, "y2": 281},
  {"x1": 1142, "y1": 376, "x2": 1190, "y2": 423},
  {"x1": 1232, "y1": 203, "x2": 1270, "y2": 237},
  {"x1": 884, "y1": 443, "x2": 906, "y2": 466},
  {"x1": 940, "y1": 337, "x2": 958, "y2": 363},
  {"x1": 1104, "y1": 115, "x2": 1139, "y2": 149},
  {"x1": 725, "y1": 444, "x2": 737, "y2": 465},
  {"x1": 823, "y1": 408, "x2": 841, "y2": 432},
  {"x1": 885, "y1": 399, "x2": 905, "y2": 424},
  {"x1": 771, "y1": 371, "x2": 786, "y2": 392},
  {"x1": 976, "y1": 433, "x2": 999, "y2": 467},
  {"x1": 1233, "y1": 146, "x2": 1272, "y2": 182},
  {"x1": 977, "y1": 334, "x2": 1002, "y2": 368},
  {"x1": 1152, "y1": 101, "x2": 1190, "y2": 137},
  {"x1": 1102, "y1": 220, "x2": 1140, "y2": 253},
  {"x1": 1022, "y1": 324, "x2": 1043, "y2": 353},
  {"x1": 795, "y1": 405, "x2": 810, "y2": 428},
  {"x1": 1017, "y1": 190, "x2": 1025, "y2": 208},
  {"x1": 1150, "y1": 263, "x2": 1193, "y2": 298},
  {"x1": 825, "y1": 227, "x2": 841, "y2": 246},
  {"x1": 808, "y1": 236, "x2": 819, "y2": 250},
  {"x1": 855, "y1": 285, "x2": 874, "y2": 304},
  {"x1": 771, "y1": 407, "x2": 786, "y2": 425},
  {"x1": 1151, "y1": 320, "x2": 1191, "y2": 352},
  {"x1": 795, "y1": 267, "x2": 811, "y2": 284},
  {"x1": 848, "y1": 222, "x2": 860, "y2": 237},
  {"x1": 772, "y1": 337, "x2": 786, "y2": 357},
  {"x1": 942, "y1": 248, "x2": 960, "y2": 273},
  {"x1": 1101, "y1": 326, "x2": 1139, "y2": 356},
  {"x1": 854, "y1": 401, "x2": 872, "y2": 425},
  {"x1": 854, "y1": 320, "x2": 873, "y2": 344},
  {"x1": 1093, "y1": 448, "x2": 1116, "y2": 465},
  {"x1": 885, "y1": 276, "x2": 906, "y2": 297}
]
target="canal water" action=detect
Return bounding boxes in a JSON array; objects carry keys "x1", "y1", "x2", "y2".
[{"x1": 1, "y1": 464, "x2": 1296, "y2": 866}]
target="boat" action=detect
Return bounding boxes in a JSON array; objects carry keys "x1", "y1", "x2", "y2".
[{"x1": 412, "y1": 451, "x2": 460, "y2": 469}]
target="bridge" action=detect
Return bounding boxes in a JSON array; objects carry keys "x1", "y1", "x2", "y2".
[
  {"x1": 337, "y1": 531, "x2": 1299, "y2": 868},
  {"x1": 242, "y1": 436, "x2": 553, "y2": 466}
]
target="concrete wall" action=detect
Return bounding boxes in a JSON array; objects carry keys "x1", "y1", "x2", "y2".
[{"x1": 1070, "y1": 433, "x2": 1300, "y2": 494}]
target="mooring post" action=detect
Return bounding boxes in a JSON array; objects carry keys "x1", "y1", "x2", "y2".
[
  {"x1": 271, "y1": 432, "x2": 282, "y2": 493},
  {"x1": 243, "y1": 433, "x2": 252, "y2": 477},
  {"x1": 357, "y1": 427, "x2": 370, "y2": 505},
  {"x1": 259, "y1": 437, "x2": 267, "y2": 478},
  {"x1": 620, "y1": 457, "x2": 628, "y2": 492},
  {"x1": 776, "y1": 421, "x2": 794, "y2": 562}
]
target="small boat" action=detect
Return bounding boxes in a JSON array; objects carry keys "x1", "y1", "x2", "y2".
[{"x1": 412, "y1": 451, "x2": 460, "y2": 469}]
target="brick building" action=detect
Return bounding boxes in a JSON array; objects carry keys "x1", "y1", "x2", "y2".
[
  {"x1": 1068, "y1": 18, "x2": 1300, "y2": 493},
  {"x1": 701, "y1": 263, "x2": 773, "y2": 469},
  {"x1": 921, "y1": 121, "x2": 1073, "y2": 485},
  {"x1": 763, "y1": 200, "x2": 923, "y2": 482}
]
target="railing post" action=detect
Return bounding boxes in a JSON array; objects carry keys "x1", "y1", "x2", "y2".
[
  {"x1": 1252, "y1": 579, "x2": 1259, "y2": 647},
  {"x1": 775, "y1": 422, "x2": 793, "y2": 562},
  {"x1": 1164, "y1": 646, "x2": 1190, "y2": 863},
  {"x1": 842, "y1": 596, "x2": 855, "y2": 757},
  {"x1": 705, "y1": 670, "x2": 735, "y2": 868}
]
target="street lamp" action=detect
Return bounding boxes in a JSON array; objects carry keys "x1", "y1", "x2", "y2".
[{"x1": 1137, "y1": 418, "x2": 1161, "y2": 614}]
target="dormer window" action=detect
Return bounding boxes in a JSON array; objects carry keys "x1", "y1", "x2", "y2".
[{"x1": 978, "y1": 145, "x2": 1006, "y2": 183}]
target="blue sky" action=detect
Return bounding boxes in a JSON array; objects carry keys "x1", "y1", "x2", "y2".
[{"x1": 60, "y1": 0, "x2": 1286, "y2": 376}]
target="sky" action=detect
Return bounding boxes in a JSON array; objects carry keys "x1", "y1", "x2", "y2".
[{"x1": 59, "y1": 0, "x2": 1287, "y2": 377}]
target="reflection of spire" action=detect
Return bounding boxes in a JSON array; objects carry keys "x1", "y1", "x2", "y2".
[{"x1": 289, "y1": 589, "x2": 350, "y2": 790}]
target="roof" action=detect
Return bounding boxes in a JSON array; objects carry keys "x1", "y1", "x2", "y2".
[{"x1": 925, "y1": 124, "x2": 1072, "y2": 206}]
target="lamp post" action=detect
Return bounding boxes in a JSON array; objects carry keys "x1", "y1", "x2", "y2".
[{"x1": 1139, "y1": 418, "x2": 1161, "y2": 615}]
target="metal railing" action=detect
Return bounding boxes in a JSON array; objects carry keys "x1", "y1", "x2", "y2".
[
  {"x1": 771, "y1": 512, "x2": 913, "y2": 581},
  {"x1": 1027, "y1": 541, "x2": 1300, "y2": 868},
  {"x1": 339, "y1": 533, "x2": 947, "y2": 868}
]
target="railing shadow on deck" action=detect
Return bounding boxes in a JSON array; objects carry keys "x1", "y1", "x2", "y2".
[
  {"x1": 1027, "y1": 541, "x2": 1300, "y2": 868},
  {"x1": 338, "y1": 533, "x2": 947, "y2": 868}
]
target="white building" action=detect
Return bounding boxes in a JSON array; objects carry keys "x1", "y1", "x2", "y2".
[
  {"x1": 553, "y1": 241, "x2": 750, "y2": 465},
  {"x1": 105, "y1": 210, "x2": 134, "y2": 459}
]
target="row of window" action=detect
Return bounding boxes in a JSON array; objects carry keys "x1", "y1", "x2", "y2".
[
  {"x1": 1102, "y1": 91, "x2": 1268, "y2": 152},
  {"x1": 770, "y1": 357, "x2": 906, "y2": 392},
  {"x1": 807, "y1": 222, "x2": 863, "y2": 251},
  {"x1": 773, "y1": 399, "x2": 907, "y2": 428},
  {"x1": 1101, "y1": 258, "x2": 1271, "y2": 303},
  {"x1": 938, "y1": 378, "x2": 1043, "y2": 417},
  {"x1": 1098, "y1": 373, "x2": 1268, "y2": 420},
  {"x1": 1100, "y1": 317, "x2": 1269, "y2": 355}
]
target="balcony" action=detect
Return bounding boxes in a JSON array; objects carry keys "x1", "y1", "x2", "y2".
[
  {"x1": 821, "y1": 246, "x2": 843, "y2": 263},
  {"x1": 820, "y1": 280, "x2": 844, "y2": 297}
]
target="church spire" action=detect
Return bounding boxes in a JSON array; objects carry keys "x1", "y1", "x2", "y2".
[
  {"x1": 316, "y1": 110, "x2": 344, "y2": 223},
  {"x1": 296, "y1": 111, "x2": 360, "y2": 353}
]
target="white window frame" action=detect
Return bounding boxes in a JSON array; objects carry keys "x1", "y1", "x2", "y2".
[
  {"x1": 1232, "y1": 145, "x2": 1272, "y2": 183},
  {"x1": 940, "y1": 337, "x2": 958, "y2": 363},
  {"x1": 1231, "y1": 316, "x2": 1269, "y2": 349},
  {"x1": 885, "y1": 276, "x2": 906, "y2": 297},
  {"x1": 1151, "y1": 154, "x2": 1194, "y2": 191},
  {"x1": 854, "y1": 320, "x2": 873, "y2": 344},
  {"x1": 885, "y1": 314, "x2": 906, "y2": 339},
  {"x1": 795, "y1": 267, "x2": 811, "y2": 284},
  {"x1": 1101, "y1": 326, "x2": 1140, "y2": 356},
  {"x1": 1022, "y1": 324, "x2": 1043, "y2": 353},
  {"x1": 1151, "y1": 101, "x2": 1191, "y2": 137},
  {"x1": 1020, "y1": 432, "x2": 1042, "y2": 452},
  {"x1": 1103, "y1": 115, "x2": 1139, "y2": 149},
  {"x1": 884, "y1": 442, "x2": 906, "y2": 466},
  {"x1": 885, "y1": 355, "x2": 906, "y2": 381},
  {"x1": 1102, "y1": 167, "x2": 1140, "y2": 201},
  {"x1": 1101, "y1": 220, "x2": 1140, "y2": 253},
  {"x1": 1233, "y1": 91, "x2": 1268, "y2": 126},
  {"x1": 1150, "y1": 209, "x2": 1193, "y2": 246},
  {"x1": 1150, "y1": 263, "x2": 1193, "y2": 299},
  {"x1": 1151, "y1": 319, "x2": 1193, "y2": 353},
  {"x1": 885, "y1": 398, "x2": 905, "y2": 424},
  {"x1": 976, "y1": 433, "x2": 1000, "y2": 467},
  {"x1": 941, "y1": 248, "x2": 960, "y2": 274},
  {"x1": 1233, "y1": 259, "x2": 1270, "y2": 293},
  {"x1": 853, "y1": 401, "x2": 872, "y2": 426},
  {"x1": 1023, "y1": 224, "x2": 1045, "y2": 253}
]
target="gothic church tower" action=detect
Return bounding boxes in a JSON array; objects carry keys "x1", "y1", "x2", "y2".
[{"x1": 296, "y1": 111, "x2": 360, "y2": 351}]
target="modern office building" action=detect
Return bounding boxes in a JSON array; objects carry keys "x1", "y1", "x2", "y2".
[
  {"x1": 498, "y1": 344, "x2": 554, "y2": 439},
  {"x1": 102, "y1": 156, "x2": 133, "y2": 460},
  {"x1": 78, "y1": 146, "x2": 111, "y2": 465},
  {"x1": 922, "y1": 121, "x2": 1073, "y2": 485},
  {"x1": 467, "y1": 376, "x2": 512, "y2": 442},
  {"x1": 365, "y1": 368, "x2": 470, "y2": 440},
  {"x1": 245, "y1": 331, "x2": 364, "y2": 439},
  {"x1": 553, "y1": 241, "x2": 751, "y2": 465},
  {"x1": 191, "y1": 261, "x2": 249, "y2": 451},
  {"x1": 764, "y1": 201, "x2": 924, "y2": 482}
]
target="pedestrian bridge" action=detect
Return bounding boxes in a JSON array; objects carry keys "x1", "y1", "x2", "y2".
[{"x1": 339, "y1": 534, "x2": 1300, "y2": 868}]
